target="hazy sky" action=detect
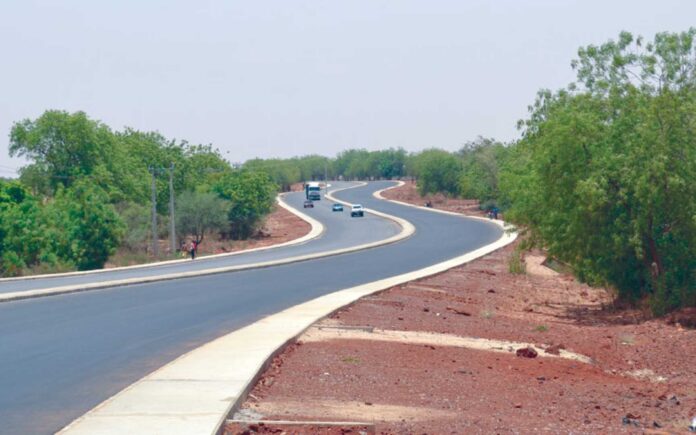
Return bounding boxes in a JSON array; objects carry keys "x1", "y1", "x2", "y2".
[{"x1": 1, "y1": 0, "x2": 694, "y2": 175}]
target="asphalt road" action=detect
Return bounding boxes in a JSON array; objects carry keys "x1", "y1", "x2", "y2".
[
  {"x1": 0, "y1": 181, "x2": 502, "y2": 434},
  {"x1": 0, "y1": 182, "x2": 400, "y2": 294}
]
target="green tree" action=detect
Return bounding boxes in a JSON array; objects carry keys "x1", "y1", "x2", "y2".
[
  {"x1": 212, "y1": 170, "x2": 277, "y2": 239},
  {"x1": 9, "y1": 110, "x2": 136, "y2": 201},
  {"x1": 115, "y1": 202, "x2": 152, "y2": 252},
  {"x1": 3, "y1": 112, "x2": 241, "y2": 274},
  {"x1": 335, "y1": 149, "x2": 371, "y2": 179},
  {"x1": 244, "y1": 158, "x2": 302, "y2": 191},
  {"x1": 115, "y1": 129, "x2": 233, "y2": 210},
  {"x1": 503, "y1": 29, "x2": 696, "y2": 312},
  {"x1": 175, "y1": 191, "x2": 229, "y2": 245},
  {"x1": 0, "y1": 181, "x2": 48, "y2": 275},
  {"x1": 295, "y1": 155, "x2": 332, "y2": 181},
  {"x1": 48, "y1": 179, "x2": 125, "y2": 270},
  {"x1": 458, "y1": 137, "x2": 508, "y2": 207},
  {"x1": 370, "y1": 148, "x2": 407, "y2": 179},
  {"x1": 412, "y1": 149, "x2": 462, "y2": 196},
  {"x1": 181, "y1": 144, "x2": 232, "y2": 191}
]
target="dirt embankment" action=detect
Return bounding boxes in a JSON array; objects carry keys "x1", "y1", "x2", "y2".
[
  {"x1": 228, "y1": 183, "x2": 696, "y2": 434},
  {"x1": 204, "y1": 203, "x2": 311, "y2": 254},
  {"x1": 381, "y1": 181, "x2": 488, "y2": 218},
  {"x1": 106, "y1": 203, "x2": 311, "y2": 267}
]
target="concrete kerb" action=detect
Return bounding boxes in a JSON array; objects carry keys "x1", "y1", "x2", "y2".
[
  {"x1": 0, "y1": 184, "x2": 412, "y2": 304},
  {"x1": 58, "y1": 183, "x2": 517, "y2": 435},
  {"x1": 374, "y1": 180, "x2": 514, "y2": 233},
  {"x1": 0, "y1": 192, "x2": 323, "y2": 284}
]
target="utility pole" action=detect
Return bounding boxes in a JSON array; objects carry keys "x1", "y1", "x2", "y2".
[
  {"x1": 168, "y1": 163, "x2": 176, "y2": 254},
  {"x1": 149, "y1": 166, "x2": 158, "y2": 257}
]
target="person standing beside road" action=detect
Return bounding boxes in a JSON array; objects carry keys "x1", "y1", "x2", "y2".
[{"x1": 189, "y1": 240, "x2": 196, "y2": 260}]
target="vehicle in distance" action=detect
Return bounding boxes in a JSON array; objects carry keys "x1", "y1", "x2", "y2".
[
  {"x1": 303, "y1": 200, "x2": 314, "y2": 208},
  {"x1": 305, "y1": 182, "x2": 321, "y2": 200},
  {"x1": 350, "y1": 204, "x2": 364, "y2": 217},
  {"x1": 332, "y1": 203, "x2": 343, "y2": 212}
]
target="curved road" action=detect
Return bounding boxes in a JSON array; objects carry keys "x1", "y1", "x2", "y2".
[
  {"x1": 0, "y1": 182, "x2": 399, "y2": 294},
  {"x1": 0, "y1": 181, "x2": 501, "y2": 434}
]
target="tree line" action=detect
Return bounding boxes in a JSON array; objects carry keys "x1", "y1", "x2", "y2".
[
  {"x1": 242, "y1": 148, "x2": 409, "y2": 191},
  {"x1": 241, "y1": 141, "x2": 508, "y2": 208},
  {"x1": 1, "y1": 111, "x2": 277, "y2": 276}
]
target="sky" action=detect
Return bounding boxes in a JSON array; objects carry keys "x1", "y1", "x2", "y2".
[{"x1": 0, "y1": 0, "x2": 694, "y2": 175}]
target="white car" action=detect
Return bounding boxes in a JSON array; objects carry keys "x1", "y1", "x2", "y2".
[{"x1": 350, "y1": 204, "x2": 364, "y2": 217}]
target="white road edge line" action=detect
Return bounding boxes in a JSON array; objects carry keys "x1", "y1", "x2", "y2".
[
  {"x1": 58, "y1": 181, "x2": 516, "y2": 435},
  {"x1": 0, "y1": 183, "x2": 411, "y2": 303}
]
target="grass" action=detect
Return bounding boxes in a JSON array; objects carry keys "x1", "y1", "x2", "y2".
[
  {"x1": 107, "y1": 250, "x2": 179, "y2": 268},
  {"x1": 618, "y1": 333, "x2": 635, "y2": 345},
  {"x1": 534, "y1": 325, "x2": 549, "y2": 333},
  {"x1": 341, "y1": 356, "x2": 361, "y2": 364},
  {"x1": 481, "y1": 309, "x2": 495, "y2": 319},
  {"x1": 543, "y1": 257, "x2": 574, "y2": 275},
  {"x1": 508, "y1": 249, "x2": 526, "y2": 275},
  {"x1": 25, "y1": 261, "x2": 74, "y2": 276}
]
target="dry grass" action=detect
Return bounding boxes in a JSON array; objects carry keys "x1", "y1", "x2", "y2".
[{"x1": 508, "y1": 250, "x2": 526, "y2": 274}]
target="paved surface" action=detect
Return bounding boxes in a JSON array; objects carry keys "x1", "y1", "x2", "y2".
[
  {"x1": 0, "y1": 182, "x2": 399, "y2": 294},
  {"x1": 0, "y1": 181, "x2": 501, "y2": 434}
]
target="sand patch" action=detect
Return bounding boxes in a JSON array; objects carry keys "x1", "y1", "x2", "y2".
[
  {"x1": 625, "y1": 368, "x2": 667, "y2": 383},
  {"x1": 400, "y1": 284, "x2": 447, "y2": 294},
  {"x1": 525, "y1": 254, "x2": 559, "y2": 277},
  {"x1": 245, "y1": 399, "x2": 457, "y2": 422},
  {"x1": 302, "y1": 326, "x2": 592, "y2": 364}
]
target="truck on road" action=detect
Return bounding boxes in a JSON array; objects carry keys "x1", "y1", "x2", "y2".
[{"x1": 305, "y1": 182, "x2": 321, "y2": 200}]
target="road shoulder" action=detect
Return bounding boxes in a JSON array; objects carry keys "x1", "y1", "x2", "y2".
[{"x1": 230, "y1": 183, "x2": 696, "y2": 434}]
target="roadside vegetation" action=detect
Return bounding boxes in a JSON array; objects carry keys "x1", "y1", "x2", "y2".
[
  {"x1": 0, "y1": 111, "x2": 277, "y2": 276},
  {"x1": 504, "y1": 29, "x2": 696, "y2": 314}
]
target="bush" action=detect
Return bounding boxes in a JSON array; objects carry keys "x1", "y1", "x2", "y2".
[
  {"x1": 508, "y1": 249, "x2": 526, "y2": 275},
  {"x1": 212, "y1": 170, "x2": 277, "y2": 240},
  {"x1": 48, "y1": 180, "x2": 125, "y2": 270},
  {"x1": 412, "y1": 149, "x2": 461, "y2": 196},
  {"x1": 175, "y1": 191, "x2": 229, "y2": 243},
  {"x1": 479, "y1": 199, "x2": 498, "y2": 211},
  {"x1": 1, "y1": 251, "x2": 26, "y2": 277},
  {"x1": 116, "y1": 202, "x2": 151, "y2": 251},
  {"x1": 502, "y1": 30, "x2": 696, "y2": 312},
  {"x1": 458, "y1": 137, "x2": 508, "y2": 203}
]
